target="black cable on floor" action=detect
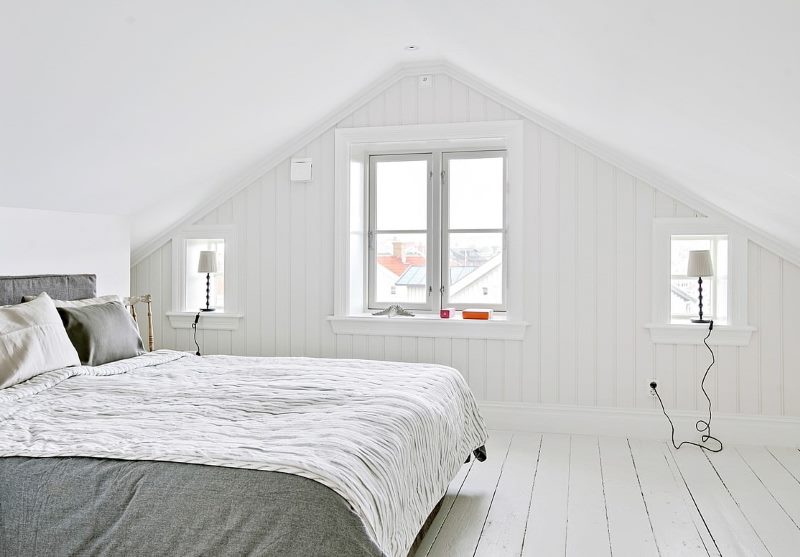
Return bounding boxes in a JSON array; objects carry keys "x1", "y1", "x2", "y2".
[{"x1": 651, "y1": 321, "x2": 723, "y2": 453}]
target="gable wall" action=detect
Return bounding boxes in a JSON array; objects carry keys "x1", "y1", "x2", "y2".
[{"x1": 131, "y1": 73, "x2": 800, "y2": 418}]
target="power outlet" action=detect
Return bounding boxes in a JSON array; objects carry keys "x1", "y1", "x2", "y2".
[{"x1": 649, "y1": 379, "x2": 658, "y2": 397}]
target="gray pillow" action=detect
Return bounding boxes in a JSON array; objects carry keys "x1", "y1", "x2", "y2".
[{"x1": 57, "y1": 301, "x2": 145, "y2": 366}]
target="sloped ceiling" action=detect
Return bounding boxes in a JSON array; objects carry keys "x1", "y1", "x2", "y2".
[{"x1": 2, "y1": 1, "x2": 798, "y2": 255}]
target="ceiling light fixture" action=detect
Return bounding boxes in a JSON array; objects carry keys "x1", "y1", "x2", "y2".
[{"x1": 404, "y1": 45, "x2": 419, "y2": 51}]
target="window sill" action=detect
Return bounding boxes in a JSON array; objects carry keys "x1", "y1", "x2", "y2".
[
  {"x1": 645, "y1": 323, "x2": 756, "y2": 346},
  {"x1": 327, "y1": 314, "x2": 528, "y2": 340},
  {"x1": 166, "y1": 312, "x2": 243, "y2": 331}
]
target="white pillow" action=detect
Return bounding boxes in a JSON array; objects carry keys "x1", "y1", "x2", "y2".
[{"x1": 0, "y1": 293, "x2": 81, "y2": 389}]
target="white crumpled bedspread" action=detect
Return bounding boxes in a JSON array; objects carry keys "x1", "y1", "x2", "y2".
[{"x1": 0, "y1": 350, "x2": 487, "y2": 557}]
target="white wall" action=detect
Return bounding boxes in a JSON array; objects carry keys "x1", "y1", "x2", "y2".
[
  {"x1": 132, "y1": 72, "x2": 800, "y2": 420},
  {"x1": 1, "y1": 206, "x2": 130, "y2": 295}
]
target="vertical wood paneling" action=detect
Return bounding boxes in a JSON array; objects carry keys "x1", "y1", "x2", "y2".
[
  {"x1": 274, "y1": 161, "x2": 291, "y2": 356},
  {"x1": 759, "y1": 250, "x2": 782, "y2": 415},
  {"x1": 385, "y1": 336, "x2": 402, "y2": 362},
  {"x1": 319, "y1": 129, "x2": 337, "y2": 358},
  {"x1": 740, "y1": 242, "x2": 761, "y2": 414},
  {"x1": 451, "y1": 338, "x2": 469, "y2": 382},
  {"x1": 595, "y1": 160, "x2": 616, "y2": 406},
  {"x1": 245, "y1": 178, "x2": 262, "y2": 355},
  {"x1": 521, "y1": 122, "x2": 541, "y2": 404},
  {"x1": 675, "y1": 345, "x2": 696, "y2": 410},
  {"x1": 400, "y1": 76, "x2": 418, "y2": 125},
  {"x1": 418, "y1": 337, "x2": 435, "y2": 364},
  {"x1": 468, "y1": 339, "x2": 487, "y2": 400},
  {"x1": 261, "y1": 170, "x2": 278, "y2": 356},
  {"x1": 434, "y1": 337, "x2": 452, "y2": 367},
  {"x1": 576, "y1": 149, "x2": 597, "y2": 406},
  {"x1": 486, "y1": 340, "x2": 505, "y2": 401},
  {"x1": 538, "y1": 130, "x2": 560, "y2": 404},
  {"x1": 131, "y1": 72, "x2": 800, "y2": 420},
  {"x1": 783, "y1": 262, "x2": 800, "y2": 416},
  {"x1": 634, "y1": 182, "x2": 655, "y2": 409},
  {"x1": 615, "y1": 172, "x2": 636, "y2": 408},
  {"x1": 558, "y1": 139, "x2": 577, "y2": 405}
]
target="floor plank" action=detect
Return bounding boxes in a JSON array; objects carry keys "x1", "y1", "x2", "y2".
[
  {"x1": 661, "y1": 444, "x2": 719, "y2": 555},
  {"x1": 566, "y1": 435, "x2": 611, "y2": 556},
  {"x1": 414, "y1": 459, "x2": 474, "y2": 556},
  {"x1": 473, "y1": 433, "x2": 541, "y2": 557},
  {"x1": 520, "y1": 433, "x2": 571, "y2": 556},
  {"x1": 706, "y1": 447, "x2": 800, "y2": 555},
  {"x1": 598, "y1": 436, "x2": 659, "y2": 557},
  {"x1": 738, "y1": 446, "x2": 800, "y2": 528},
  {"x1": 768, "y1": 447, "x2": 800, "y2": 484},
  {"x1": 426, "y1": 430, "x2": 513, "y2": 557},
  {"x1": 629, "y1": 439, "x2": 709, "y2": 556},
  {"x1": 670, "y1": 444, "x2": 769, "y2": 556}
]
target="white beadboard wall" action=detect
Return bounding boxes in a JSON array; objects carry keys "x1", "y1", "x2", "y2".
[{"x1": 131, "y1": 73, "x2": 800, "y2": 419}]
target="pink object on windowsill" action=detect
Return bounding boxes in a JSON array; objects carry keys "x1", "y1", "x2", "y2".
[{"x1": 440, "y1": 308, "x2": 456, "y2": 319}]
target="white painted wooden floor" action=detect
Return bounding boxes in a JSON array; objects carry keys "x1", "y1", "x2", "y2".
[{"x1": 415, "y1": 431, "x2": 800, "y2": 557}]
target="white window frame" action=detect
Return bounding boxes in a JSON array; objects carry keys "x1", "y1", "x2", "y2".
[
  {"x1": 441, "y1": 150, "x2": 507, "y2": 311},
  {"x1": 330, "y1": 121, "x2": 527, "y2": 340},
  {"x1": 167, "y1": 224, "x2": 243, "y2": 331},
  {"x1": 367, "y1": 152, "x2": 436, "y2": 312},
  {"x1": 669, "y1": 234, "x2": 727, "y2": 322},
  {"x1": 366, "y1": 149, "x2": 508, "y2": 313},
  {"x1": 648, "y1": 218, "x2": 754, "y2": 346}
]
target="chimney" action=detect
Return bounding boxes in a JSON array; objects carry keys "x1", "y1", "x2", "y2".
[{"x1": 393, "y1": 240, "x2": 405, "y2": 263}]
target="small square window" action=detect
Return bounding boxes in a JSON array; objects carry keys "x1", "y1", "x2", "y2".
[
  {"x1": 186, "y1": 239, "x2": 225, "y2": 311},
  {"x1": 670, "y1": 235, "x2": 727, "y2": 323},
  {"x1": 173, "y1": 225, "x2": 236, "y2": 314}
]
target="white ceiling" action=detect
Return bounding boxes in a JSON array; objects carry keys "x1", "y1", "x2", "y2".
[{"x1": 2, "y1": 1, "x2": 798, "y2": 253}]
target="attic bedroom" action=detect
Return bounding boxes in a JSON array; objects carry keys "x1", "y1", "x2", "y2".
[{"x1": 1, "y1": 2, "x2": 799, "y2": 556}]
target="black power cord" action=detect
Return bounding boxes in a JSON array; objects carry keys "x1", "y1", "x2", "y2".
[
  {"x1": 650, "y1": 320, "x2": 723, "y2": 453},
  {"x1": 191, "y1": 311, "x2": 202, "y2": 356}
]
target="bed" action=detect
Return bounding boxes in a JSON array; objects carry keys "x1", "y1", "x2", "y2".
[{"x1": 0, "y1": 275, "x2": 487, "y2": 557}]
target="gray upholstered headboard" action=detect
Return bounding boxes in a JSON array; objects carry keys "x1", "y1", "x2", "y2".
[{"x1": 0, "y1": 274, "x2": 97, "y2": 306}]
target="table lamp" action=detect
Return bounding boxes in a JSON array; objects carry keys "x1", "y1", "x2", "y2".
[{"x1": 687, "y1": 250, "x2": 713, "y2": 323}]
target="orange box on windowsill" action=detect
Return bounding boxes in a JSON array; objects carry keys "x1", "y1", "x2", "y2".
[{"x1": 462, "y1": 309, "x2": 493, "y2": 320}]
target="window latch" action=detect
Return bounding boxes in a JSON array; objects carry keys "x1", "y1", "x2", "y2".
[{"x1": 367, "y1": 230, "x2": 374, "y2": 249}]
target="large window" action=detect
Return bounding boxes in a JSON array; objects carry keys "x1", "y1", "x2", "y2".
[{"x1": 368, "y1": 150, "x2": 506, "y2": 311}]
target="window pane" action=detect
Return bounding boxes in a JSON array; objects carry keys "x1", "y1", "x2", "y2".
[
  {"x1": 671, "y1": 277, "x2": 714, "y2": 320},
  {"x1": 447, "y1": 233, "x2": 503, "y2": 305},
  {"x1": 671, "y1": 237, "x2": 711, "y2": 275},
  {"x1": 374, "y1": 233, "x2": 427, "y2": 305},
  {"x1": 187, "y1": 239, "x2": 225, "y2": 311},
  {"x1": 449, "y1": 156, "x2": 504, "y2": 230},
  {"x1": 375, "y1": 159, "x2": 428, "y2": 230},
  {"x1": 717, "y1": 239, "x2": 728, "y2": 278}
]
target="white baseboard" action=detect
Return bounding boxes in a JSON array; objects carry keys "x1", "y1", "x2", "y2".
[{"x1": 479, "y1": 401, "x2": 800, "y2": 448}]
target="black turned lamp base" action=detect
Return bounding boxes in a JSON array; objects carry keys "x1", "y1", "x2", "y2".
[{"x1": 200, "y1": 307, "x2": 216, "y2": 312}]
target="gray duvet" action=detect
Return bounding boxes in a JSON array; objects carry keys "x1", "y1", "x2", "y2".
[{"x1": 0, "y1": 457, "x2": 382, "y2": 557}]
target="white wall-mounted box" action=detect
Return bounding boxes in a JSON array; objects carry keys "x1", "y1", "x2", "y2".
[{"x1": 290, "y1": 158, "x2": 313, "y2": 182}]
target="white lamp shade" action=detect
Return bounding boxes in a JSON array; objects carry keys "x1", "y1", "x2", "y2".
[
  {"x1": 687, "y1": 250, "x2": 714, "y2": 277},
  {"x1": 197, "y1": 251, "x2": 218, "y2": 273}
]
